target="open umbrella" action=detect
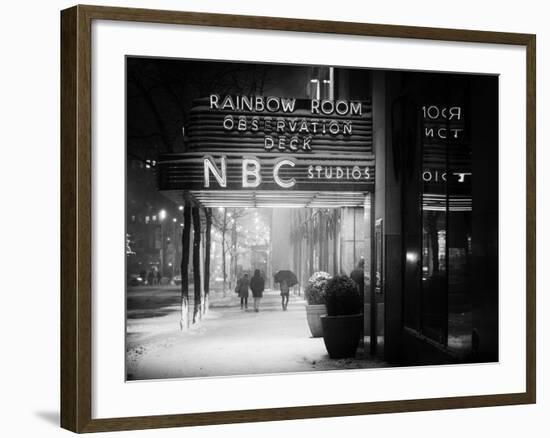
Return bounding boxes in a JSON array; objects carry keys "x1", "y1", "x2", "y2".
[{"x1": 273, "y1": 270, "x2": 298, "y2": 287}]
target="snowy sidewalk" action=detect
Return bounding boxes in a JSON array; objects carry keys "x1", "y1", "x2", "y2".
[{"x1": 126, "y1": 288, "x2": 387, "y2": 380}]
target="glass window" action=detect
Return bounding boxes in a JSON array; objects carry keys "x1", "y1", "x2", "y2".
[{"x1": 419, "y1": 100, "x2": 472, "y2": 353}]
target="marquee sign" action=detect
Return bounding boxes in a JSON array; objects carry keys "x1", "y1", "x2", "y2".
[{"x1": 157, "y1": 95, "x2": 374, "y2": 195}]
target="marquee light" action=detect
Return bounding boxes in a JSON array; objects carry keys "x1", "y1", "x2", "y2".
[
  {"x1": 242, "y1": 158, "x2": 261, "y2": 188},
  {"x1": 273, "y1": 160, "x2": 296, "y2": 189},
  {"x1": 203, "y1": 156, "x2": 298, "y2": 189},
  {"x1": 203, "y1": 156, "x2": 227, "y2": 188}
]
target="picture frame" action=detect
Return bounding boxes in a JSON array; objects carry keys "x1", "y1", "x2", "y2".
[{"x1": 60, "y1": 4, "x2": 536, "y2": 433}]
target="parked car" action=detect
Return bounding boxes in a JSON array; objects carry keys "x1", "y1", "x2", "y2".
[
  {"x1": 127, "y1": 273, "x2": 144, "y2": 286},
  {"x1": 173, "y1": 274, "x2": 182, "y2": 285}
]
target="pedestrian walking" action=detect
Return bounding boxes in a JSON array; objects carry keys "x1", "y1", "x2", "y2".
[
  {"x1": 250, "y1": 269, "x2": 265, "y2": 312},
  {"x1": 156, "y1": 269, "x2": 162, "y2": 285},
  {"x1": 139, "y1": 270, "x2": 146, "y2": 284},
  {"x1": 147, "y1": 270, "x2": 155, "y2": 286},
  {"x1": 236, "y1": 273, "x2": 250, "y2": 310},
  {"x1": 280, "y1": 279, "x2": 290, "y2": 311}
]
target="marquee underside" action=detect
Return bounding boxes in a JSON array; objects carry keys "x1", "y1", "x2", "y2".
[{"x1": 162, "y1": 190, "x2": 371, "y2": 208}]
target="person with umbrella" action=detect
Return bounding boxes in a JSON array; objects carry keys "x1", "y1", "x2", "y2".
[
  {"x1": 280, "y1": 279, "x2": 290, "y2": 310},
  {"x1": 274, "y1": 270, "x2": 298, "y2": 311}
]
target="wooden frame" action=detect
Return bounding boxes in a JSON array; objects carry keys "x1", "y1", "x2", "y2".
[{"x1": 61, "y1": 4, "x2": 536, "y2": 433}]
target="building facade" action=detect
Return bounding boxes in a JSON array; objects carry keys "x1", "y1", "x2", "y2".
[{"x1": 143, "y1": 57, "x2": 498, "y2": 366}]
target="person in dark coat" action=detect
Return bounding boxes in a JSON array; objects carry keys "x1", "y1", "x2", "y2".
[
  {"x1": 280, "y1": 279, "x2": 290, "y2": 311},
  {"x1": 236, "y1": 273, "x2": 250, "y2": 310},
  {"x1": 350, "y1": 258, "x2": 365, "y2": 296},
  {"x1": 139, "y1": 270, "x2": 146, "y2": 285},
  {"x1": 250, "y1": 269, "x2": 265, "y2": 312},
  {"x1": 147, "y1": 270, "x2": 155, "y2": 286},
  {"x1": 156, "y1": 270, "x2": 162, "y2": 285}
]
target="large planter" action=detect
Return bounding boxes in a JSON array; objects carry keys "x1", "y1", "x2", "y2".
[
  {"x1": 305, "y1": 304, "x2": 326, "y2": 337},
  {"x1": 320, "y1": 314, "x2": 363, "y2": 359}
]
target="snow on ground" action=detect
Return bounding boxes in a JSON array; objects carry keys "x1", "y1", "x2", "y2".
[{"x1": 126, "y1": 286, "x2": 388, "y2": 380}]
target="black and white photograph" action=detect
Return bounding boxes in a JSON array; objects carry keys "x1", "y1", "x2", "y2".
[
  {"x1": 1, "y1": 0, "x2": 545, "y2": 435},
  {"x1": 125, "y1": 57, "x2": 499, "y2": 381}
]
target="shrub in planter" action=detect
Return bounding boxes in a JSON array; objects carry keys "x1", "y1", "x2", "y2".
[
  {"x1": 304, "y1": 271, "x2": 331, "y2": 337},
  {"x1": 321, "y1": 275, "x2": 363, "y2": 358},
  {"x1": 325, "y1": 275, "x2": 362, "y2": 316},
  {"x1": 305, "y1": 271, "x2": 332, "y2": 305}
]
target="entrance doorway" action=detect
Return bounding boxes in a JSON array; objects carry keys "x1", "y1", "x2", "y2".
[{"x1": 202, "y1": 192, "x2": 377, "y2": 358}]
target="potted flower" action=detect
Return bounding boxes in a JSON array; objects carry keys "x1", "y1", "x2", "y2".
[
  {"x1": 321, "y1": 275, "x2": 363, "y2": 358},
  {"x1": 304, "y1": 271, "x2": 332, "y2": 337}
]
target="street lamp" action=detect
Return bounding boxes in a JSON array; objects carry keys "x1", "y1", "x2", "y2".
[{"x1": 157, "y1": 209, "x2": 168, "y2": 278}]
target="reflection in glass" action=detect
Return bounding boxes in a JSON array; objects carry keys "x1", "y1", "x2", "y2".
[{"x1": 420, "y1": 99, "x2": 473, "y2": 356}]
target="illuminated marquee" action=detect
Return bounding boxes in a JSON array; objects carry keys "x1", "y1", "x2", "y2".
[
  {"x1": 202, "y1": 156, "x2": 372, "y2": 190},
  {"x1": 157, "y1": 95, "x2": 374, "y2": 193}
]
